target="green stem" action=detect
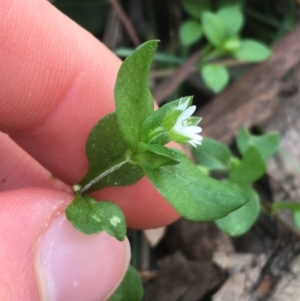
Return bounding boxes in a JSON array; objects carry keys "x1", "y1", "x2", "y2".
[
  {"x1": 197, "y1": 45, "x2": 212, "y2": 64},
  {"x1": 197, "y1": 45, "x2": 224, "y2": 68},
  {"x1": 145, "y1": 127, "x2": 167, "y2": 144},
  {"x1": 261, "y1": 199, "x2": 300, "y2": 240},
  {"x1": 80, "y1": 158, "x2": 130, "y2": 193}
]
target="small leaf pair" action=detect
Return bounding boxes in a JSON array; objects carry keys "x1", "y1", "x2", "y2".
[
  {"x1": 230, "y1": 127, "x2": 280, "y2": 184},
  {"x1": 200, "y1": 5, "x2": 270, "y2": 93}
]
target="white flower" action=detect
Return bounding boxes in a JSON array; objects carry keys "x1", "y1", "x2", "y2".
[{"x1": 169, "y1": 98, "x2": 203, "y2": 147}]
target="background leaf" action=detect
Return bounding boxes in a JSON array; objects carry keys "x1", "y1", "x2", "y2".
[
  {"x1": 216, "y1": 186, "x2": 260, "y2": 236},
  {"x1": 202, "y1": 12, "x2": 226, "y2": 47},
  {"x1": 233, "y1": 39, "x2": 271, "y2": 62},
  {"x1": 109, "y1": 266, "x2": 144, "y2": 301},
  {"x1": 179, "y1": 20, "x2": 203, "y2": 46},
  {"x1": 229, "y1": 146, "x2": 266, "y2": 183},
  {"x1": 115, "y1": 40, "x2": 158, "y2": 151},
  {"x1": 79, "y1": 113, "x2": 144, "y2": 193},
  {"x1": 237, "y1": 127, "x2": 280, "y2": 160},
  {"x1": 217, "y1": 4, "x2": 244, "y2": 36},
  {"x1": 201, "y1": 64, "x2": 229, "y2": 93},
  {"x1": 192, "y1": 138, "x2": 232, "y2": 172},
  {"x1": 143, "y1": 157, "x2": 246, "y2": 221},
  {"x1": 181, "y1": 0, "x2": 210, "y2": 19},
  {"x1": 66, "y1": 194, "x2": 126, "y2": 240}
]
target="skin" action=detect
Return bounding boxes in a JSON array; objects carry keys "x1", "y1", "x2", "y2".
[{"x1": 0, "y1": 0, "x2": 180, "y2": 299}]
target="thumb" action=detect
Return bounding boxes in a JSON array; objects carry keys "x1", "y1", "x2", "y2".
[{"x1": 0, "y1": 189, "x2": 130, "y2": 301}]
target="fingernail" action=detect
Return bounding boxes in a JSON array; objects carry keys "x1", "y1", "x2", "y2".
[{"x1": 35, "y1": 215, "x2": 130, "y2": 301}]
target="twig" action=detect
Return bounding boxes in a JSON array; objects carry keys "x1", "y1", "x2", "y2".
[
  {"x1": 107, "y1": 0, "x2": 140, "y2": 47},
  {"x1": 153, "y1": 51, "x2": 201, "y2": 104},
  {"x1": 211, "y1": 58, "x2": 249, "y2": 67},
  {"x1": 102, "y1": 8, "x2": 121, "y2": 49}
]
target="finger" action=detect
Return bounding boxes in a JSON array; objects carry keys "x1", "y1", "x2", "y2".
[
  {"x1": 0, "y1": 132, "x2": 68, "y2": 192},
  {"x1": 0, "y1": 0, "x2": 179, "y2": 227},
  {"x1": 0, "y1": 132, "x2": 179, "y2": 228},
  {"x1": 0, "y1": 188, "x2": 130, "y2": 301}
]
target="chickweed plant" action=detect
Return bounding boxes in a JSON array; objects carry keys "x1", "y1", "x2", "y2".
[{"x1": 65, "y1": 40, "x2": 282, "y2": 300}]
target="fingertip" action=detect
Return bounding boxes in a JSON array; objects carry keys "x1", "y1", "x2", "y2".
[
  {"x1": 37, "y1": 215, "x2": 130, "y2": 301},
  {"x1": 0, "y1": 0, "x2": 180, "y2": 231},
  {"x1": 0, "y1": 189, "x2": 130, "y2": 301},
  {"x1": 94, "y1": 176, "x2": 180, "y2": 229}
]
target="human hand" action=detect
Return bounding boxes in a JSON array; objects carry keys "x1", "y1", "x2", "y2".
[{"x1": 0, "y1": 0, "x2": 179, "y2": 300}]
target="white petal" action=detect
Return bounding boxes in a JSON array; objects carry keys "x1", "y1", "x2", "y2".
[
  {"x1": 184, "y1": 105, "x2": 196, "y2": 117},
  {"x1": 175, "y1": 106, "x2": 196, "y2": 126},
  {"x1": 189, "y1": 139, "x2": 202, "y2": 147},
  {"x1": 190, "y1": 134, "x2": 203, "y2": 141},
  {"x1": 180, "y1": 128, "x2": 202, "y2": 140},
  {"x1": 185, "y1": 126, "x2": 202, "y2": 134},
  {"x1": 190, "y1": 140, "x2": 202, "y2": 147}
]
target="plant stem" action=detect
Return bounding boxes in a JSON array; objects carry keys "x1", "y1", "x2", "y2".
[
  {"x1": 261, "y1": 199, "x2": 300, "y2": 240},
  {"x1": 80, "y1": 158, "x2": 130, "y2": 193}
]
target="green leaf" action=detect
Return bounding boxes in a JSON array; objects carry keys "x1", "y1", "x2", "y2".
[
  {"x1": 202, "y1": 12, "x2": 226, "y2": 47},
  {"x1": 216, "y1": 186, "x2": 260, "y2": 236},
  {"x1": 294, "y1": 211, "x2": 300, "y2": 230},
  {"x1": 216, "y1": 4, "x2": 244, "y2": 36},
  {"x1": 141, "y1": 96, "x2": 193, "y2": 145},
  {"x1": 79, "y1": 113, "x2": 144, "y2": 193},
  {"x1": 229, "y1": 146, "x2": 266, "y2": 183},
  {"x1": 179, "y1": 20, "x2": 203, "y2": 46},
  {"x1": 181, "y1": 0, "x2": 210, "y2": 19},
  {"x1": 237, "y1": 127, "x2": 280, "y2": 160},
  {"x1": 192, "y1": 138, "x2": 232, "y2": 172},
  {"x1": 143, "y1": 157, "x2": 246, "y2": 221},
  {"x1": 115, "y1": 40, "x2": 158, "y2": 151},
  {"x1": 201, "y1": 64, "x2": 229, "y2": 93},
  {"x1": 233, "y1": 40, "x2": 271, "y2": 62},
  {"x1": 131, "y1": 143, "x2": 184, "y2": 169},
  {"x1": 66, "y1": 194, "x2": 126, "y2": 240},
  {"x1": 109, "y1": 266, "x2": 143, "y2": 301}
]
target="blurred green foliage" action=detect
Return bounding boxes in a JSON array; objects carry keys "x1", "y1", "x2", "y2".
[
  {"x1": 180, "y1": 0, "x2": 272, "y2": 92},
  {"x1": 53, "y1": 0, "x2": 298, "y2": 95}
]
